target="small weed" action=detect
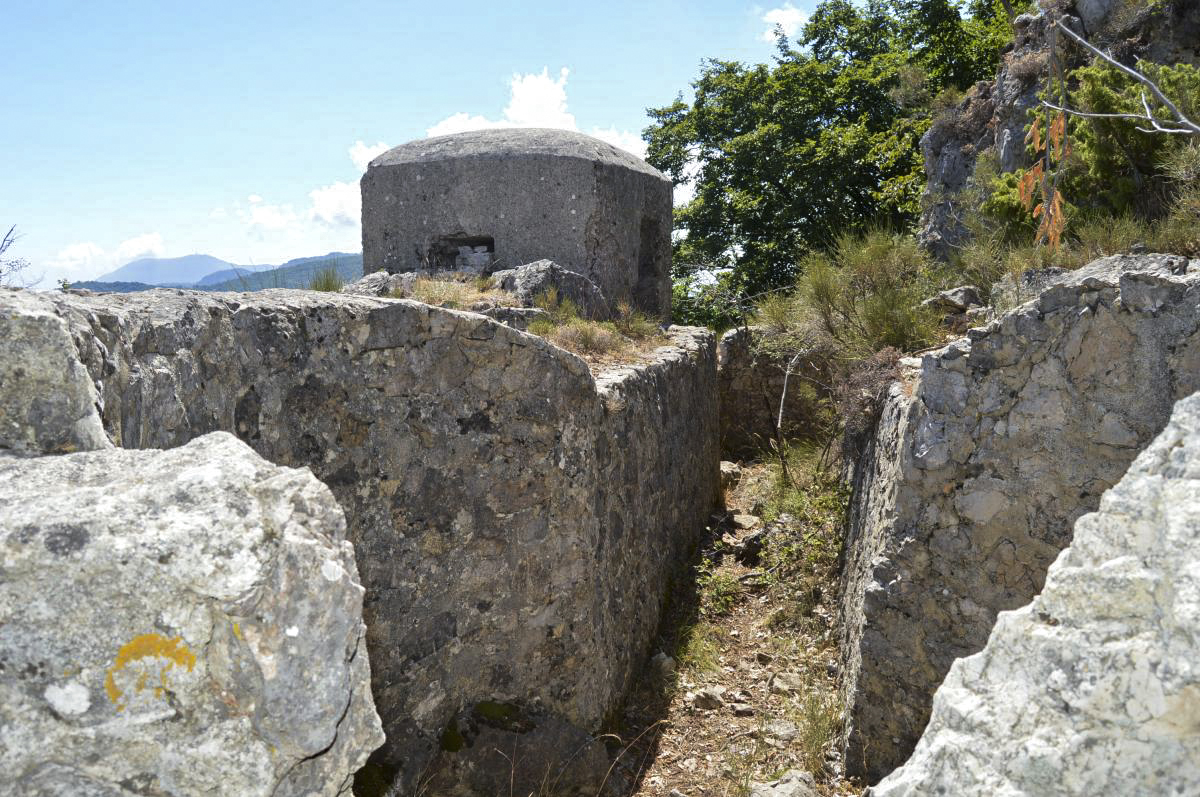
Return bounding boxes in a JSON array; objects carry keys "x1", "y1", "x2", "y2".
[
  {"x1": 309, "y1": 267, "x2": 344, "y2": 292},
  {"x1": 789, "y1": 689, "x2": 841, "y2": 775},
  {"x1": 696, "y1": 559, "x2": 745, "y2": 617},
  {"x1": 674, "y1": 621, "x2": 725, "y2": 674}
]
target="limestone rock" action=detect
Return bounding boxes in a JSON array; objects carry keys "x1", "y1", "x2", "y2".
[
  {"x1": 340, "y1": 270, "x2": 415, "y2": 297},
  {"x1": 690, "y1": 685, "x2": 727, "y2": 710},
  {"x1": 480, "y1": 305, "x2": 548, "y2": 331},
  {"x1": 0, "y1": 432, "x2": 383, "y2": 796},
  {"x1": 0, "y1": 288, "x2": 110, "y2": 456},
  {"x1": 749, "y1": 770, "x2": 818, "y2": 797},
  {"x1": 719, "y1": 460, "x2": 742, "y2": 489},
  {"x1": 490, "y1": 259, "x2": 612, "y2": 319},
  {"x1": 872, "y1": 391, "x2": 1200, "y2": 796},
  {"x1": 840, "y1": 254, "x2": 1200, "y2": 781},
  {"x1": 921, "y1": 285, "x2": 982, "y2": 313},
  {"x1": 917, "y1": 3, "x2": 1200, "y2": 256}
]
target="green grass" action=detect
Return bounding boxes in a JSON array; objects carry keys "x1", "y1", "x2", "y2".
[
  {"x1": 674, "y1": 620, "x2": 725, "y2": 674},
  {"x1": 309, "y1": 267, "x2": 344, "y2": 292}
]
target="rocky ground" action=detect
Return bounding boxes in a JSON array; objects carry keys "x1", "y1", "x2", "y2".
[{"x1": 611, "y1": 456, "x2": 861, "y2": 797}]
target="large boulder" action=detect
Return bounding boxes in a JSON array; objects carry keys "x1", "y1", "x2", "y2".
[
  {"x1": 872, "y1": 391, "x2": 1200, "y2": 796},
  {"x1": 0, "y1": 432, "x2": 383, "y2": 795},
  {"x1": 489, "y1": 259, "x2": 612, "y2": 319},
  {"x1": 839, "y1": 254, "x2": 1200, "y2": 780}
]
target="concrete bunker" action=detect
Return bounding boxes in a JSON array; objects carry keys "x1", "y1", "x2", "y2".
[{"x1": 360, "y1": 128, "x2": 674, "y2": 318}]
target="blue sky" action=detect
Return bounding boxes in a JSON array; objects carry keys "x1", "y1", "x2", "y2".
[{"x1": 6, "y1": 1, "x2": 813, "y2": 286}]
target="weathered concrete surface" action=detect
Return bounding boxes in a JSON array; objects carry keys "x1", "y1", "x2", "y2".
[
  {"x1": 361, "y1": 128, "x2": 673, "y2": 318},
  {"x1": 2, "y1": 288, "x2": 720, "y2": 794},
  {"x1": 0, "y1": 432, "x2": 382, "y2": 796},
  {"x1": 717, "y1": 327, "x2": 820, "y2": 460},
  {"x1": 872, "y1": 392, "x2": 1200, "y2": 797},
  {"x1": 839, "y1": 254, "x2": 1200, "y2": 781}
]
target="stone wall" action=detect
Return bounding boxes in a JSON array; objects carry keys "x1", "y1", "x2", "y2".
[
  {"x1": 716, "y1": 327, "x2": 818, "y2": 460},
  {"x1": 838, "y1": 254, "x2": 1200, "y2": 781},
  {"x1": 871, "y1": 391, "x2": 1200, "y2": 796},
  {"x1": 2, "y1": 287, "x2": 720, "y2": 794},
  {"x1": 0, "y1": 432, "x2": 382, "y2": 796}
]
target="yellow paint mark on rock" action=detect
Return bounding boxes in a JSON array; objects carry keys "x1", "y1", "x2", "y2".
[
  {"x1": 104, "y1": 633, "x2": 196, "y2": 711},
  {"x1": 232, "y1": 621, "x2": 243, "y2": 641}
]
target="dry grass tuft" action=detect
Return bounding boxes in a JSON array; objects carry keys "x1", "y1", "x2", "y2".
[{"x1": 406, "y1": 273, "x2": 518, "y2": 309}]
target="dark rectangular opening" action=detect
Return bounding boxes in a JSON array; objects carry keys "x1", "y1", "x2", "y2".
[{"x1": 433, "y1": 235, "x2": 495, "y2": 271}]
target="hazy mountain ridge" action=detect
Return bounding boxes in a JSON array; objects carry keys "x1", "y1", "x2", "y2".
[{"x1": 76, "y1": 252, "x2": 362, "y2": 293}]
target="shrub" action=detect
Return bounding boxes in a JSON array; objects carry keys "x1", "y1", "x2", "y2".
[{"x1": 796, "y1": 230, "x2": 944, "y2": 357}]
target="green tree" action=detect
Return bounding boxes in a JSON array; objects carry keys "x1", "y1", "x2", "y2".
[{"x1": 645, "y1": 0, "x2": 1011, "y2": 301}]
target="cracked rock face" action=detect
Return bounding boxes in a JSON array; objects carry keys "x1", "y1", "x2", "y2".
[
  {"x1": 0, "y1": 288, "x2": 110, "y2": 456},
  {"x1": 872, "y1": 391, "x2": 1200, "y2": 797},
  {"x1": 839, "y1": 254, "x2": 1200, "y2": 781},
  {"x1": 0, "y1": 432, "x2": 383, "y2": 796}
]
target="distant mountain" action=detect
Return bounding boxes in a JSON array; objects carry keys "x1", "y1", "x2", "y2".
[
  {"x1": 97, "y1": 254, "x2": 237, "y2": 285},
  {"x1": 195, "y1": 267, "x2": 263, "y2": 287},
  {"x1": 69, "y1": 280, "x2": 161, "y2": 293},
  {"x1": 204, "y1": 253, "x2": 363, "y2": 292}
]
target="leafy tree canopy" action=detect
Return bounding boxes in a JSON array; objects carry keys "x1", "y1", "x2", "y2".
[{"x1": 644, "y1": 0, "x2": 1011, "y2": 300}]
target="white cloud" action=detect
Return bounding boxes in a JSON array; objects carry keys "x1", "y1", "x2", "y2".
[
  {"x1": 762, "y1": 3, "x2": 807, "y2": 42},
  {"x1": 48, "y1": 242, "x2": 106, "y2": 277},
  {"x1": 309, "y1": 181, "x2": 360, "y2": 227},
  {"x1": 426, "y1": 67, "x2": 646, "y2": 158},
  {"x1": 41, "y1": 232, "x2": 167, "y2": 286},
  {"x1": 111, "y1": 232, "x2": 165, "y2": 264},
  {"x1": 240, "y1": 201, "x2": 299, "y2": 231},
  {"x1": 210, "y1": 207, "x2": 228, "y2": 219},
  {"x1": 349, "y1": 140, "x2": 390, "y2": 173},
  {"x1": 247, "y1": 194, "x2": 263, "y2": 204},
  {"x1": 589, "y1": 127, "x2": 648, "y2": 160}
]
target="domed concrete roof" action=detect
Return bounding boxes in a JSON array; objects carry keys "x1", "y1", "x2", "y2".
[{"x1": 369, "y1": 128, "x2": 665, "y2": 179}]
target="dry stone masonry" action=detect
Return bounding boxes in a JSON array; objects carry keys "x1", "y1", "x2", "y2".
[
  {"x1": 872, "y1": 392, "x2": 1200, "y2": 796},
  {"x1": 360, "y1": 128, "x2": 673, "y2": 318},
  {"x1": 0, "y1": 286, "x2": 720, "y2": 794},
  {"x1": 839, "y1": 254, "x2": 1200, "y2": 781},
  {"x1": 717, "y1": 327, "x2": 820, "y2": 459},
  {"x1": 0, "y1": 432, "x2": 382, "y2": 796}
]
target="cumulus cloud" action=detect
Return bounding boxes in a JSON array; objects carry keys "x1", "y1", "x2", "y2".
[
  {"x1": 45, "y1": 232, "x2": 166, "y2": 283},
  {"x1": 349, "y1": 140, "x2": 391, "y2": 172},
  {"x1": 762, "y1": 3, "x2": 807, "y2": 42},
  {"x1": 309, "y1": 181, "x2": 359, "y2": 227},
  {"x1": 239, "y1": 201, "x2": 299, "y2": 231},
  {"x1": 112, "y1": 232, "x2": 165, "y2": 264},
  {"x1": 48, "y1": 242, "x2": 106, "y2": 277},
  {"x1": 305, "y1": 140, "x2": 391, "y2": 229},
  {"x1": 426, "y1": 67, "x2": 646, "y2": 158}
]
